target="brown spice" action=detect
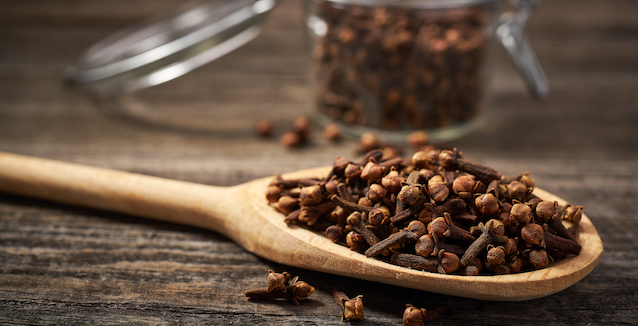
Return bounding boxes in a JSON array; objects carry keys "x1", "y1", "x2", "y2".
[
  {"x1": 403, "y1": 304, "x2": 446, "y2": 326},
  {"x1": 255, "y1": 119, "x2": 273, "y2": 137},
  {"x1": 244, "y1": 271, "x2": 315, "y2": 305},
  {"x1": 332, "y1": 289, "x2": 364, "y2": 321},
  {"x1": 322, "y1": 123, "x2": 341, "y2": 141},
  {"x1": 406, "y1": 131, "x2": 429, "y2": 149},
  {"x1": 280, "y1": 132, "x2": 303, "y2": 148},
  {"x1": 312, "y1": 2, "x2": 490, "y2": 131},
  {"x1": 267, "y1": 148, "x2": 584, "y2": 276}
]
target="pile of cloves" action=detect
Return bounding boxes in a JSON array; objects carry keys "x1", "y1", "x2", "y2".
[
  {"x1": 266, "y1": 147, "x2": 584, "y2": 275},
  {"x1": 244, "y1": 270, "x2": 315, "y2": 305},
  {"x1": 310, "y1": 1, "x2": 491, "y2": 130}
]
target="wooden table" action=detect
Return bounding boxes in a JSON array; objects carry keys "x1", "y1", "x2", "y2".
[{"x1": 1, "y1": 0, "x2": 637, "y2": 324}]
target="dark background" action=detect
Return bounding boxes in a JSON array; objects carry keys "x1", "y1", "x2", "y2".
[{"x1": 1, "y1": 0, "x2": 637, "y2": 324}]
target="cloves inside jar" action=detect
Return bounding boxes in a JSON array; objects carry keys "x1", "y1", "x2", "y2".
[
  {"x1": 267, "y1": 148, "x2": 584, "y2": 276},
  {"x1": 306, "y1": 0, "x2": 504, "y2": 142}
]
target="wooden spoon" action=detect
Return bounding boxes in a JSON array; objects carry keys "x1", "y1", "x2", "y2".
[{"x1": 0, "y1": 151, "x2": 603, "y2": 301}]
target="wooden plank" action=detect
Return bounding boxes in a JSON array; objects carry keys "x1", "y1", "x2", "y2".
[{"x1": 0, "y1": 0, "x2": 637, "y2": 323}]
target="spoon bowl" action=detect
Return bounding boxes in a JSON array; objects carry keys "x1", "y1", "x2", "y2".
[{"x1": 0, "y1": 152, "x2": 603, "y2": 301}]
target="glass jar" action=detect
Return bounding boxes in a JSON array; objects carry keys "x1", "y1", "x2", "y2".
[{"x1": 304, "y1": 0, "x2": 546, "y2": 143}]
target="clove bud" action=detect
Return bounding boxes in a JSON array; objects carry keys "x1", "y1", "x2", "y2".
[
  {"x1": 333, "y1": 289, "x2": 364, "y2": 321},
  {"x1": 403, "y1": 304, "x2": 446, "y2": 326},
  {"x1": 245, "y1": 271, "x2": 315, "y2": 305}
]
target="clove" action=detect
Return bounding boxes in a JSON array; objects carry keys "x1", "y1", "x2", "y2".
[
  {"x1": 346, "y1": 211, "x2": 380, "y2": 247},
  {"x1": 391, "y1": 253, "x2": 438, "y2": 272},
  {"x1": 390, "y1": 195, "x2": 429, "y2": 224},
  {"x1": 244, "y1": 272, "x2": 315, "y2": 305},
  {"x1": 403, "y1": 304, "x2": 446, "y2": 326},
  {"x1": 331, "y1": 193, "x2": 374, "y2": 213},
  {"x1": 460, "y1": 219, "x2": 507, "y2": 266},
  {"x1": 441, "y1": 212, "x2": 476, "y2": 242},
  {"x1": 332, "y1": 289, "x2": 364, "y2": 321},
  {"x1": 438, "y1": 148, "x2": 502, "y2": 183},
  {"x1": 365, "y1": 221, "x2": 426, "y2": 257}
]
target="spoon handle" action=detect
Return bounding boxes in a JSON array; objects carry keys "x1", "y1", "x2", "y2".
[{"x1": 0, "y1": 151, "x2": 237, "y2": 234}]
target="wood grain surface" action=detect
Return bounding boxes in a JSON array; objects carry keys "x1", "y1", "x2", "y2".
[{"x1": 1, "y1": 0, "x2": 637, "y2": 324}]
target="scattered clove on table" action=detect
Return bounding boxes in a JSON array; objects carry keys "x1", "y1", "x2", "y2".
[
  {"x1": 402, "y1": 304, "x2": 446, "y2": 326},
  {"x1": 332, "y1": 289, "x2": 364, "y2": 321},
  {"x1": 244, "y1": 270, "x2": 315, "y2": 305}
]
